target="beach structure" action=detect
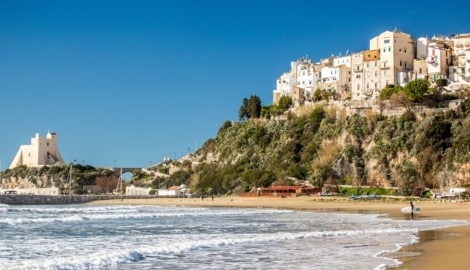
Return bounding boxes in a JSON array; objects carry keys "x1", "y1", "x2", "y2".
[
  {"x1": 126, "y1": 185, "x2": 152, "y2": 195},
  {"x1": 9, "y1": 132, "x2": 64, "y2": 169},
  {"x1": 157, "y1": 184, "x2": 191, "y2": 197},
  {"x1": 249, "y1": 186, "x2": 321, "y2": 197}
]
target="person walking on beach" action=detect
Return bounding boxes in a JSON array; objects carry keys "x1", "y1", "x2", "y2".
[{"x1": 410, "y1": 201, "x2": 414, "y2": 219}]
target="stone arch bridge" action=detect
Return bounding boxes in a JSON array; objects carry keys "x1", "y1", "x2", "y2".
[{"x1": 111, "y1": 167, "x2": 144, "y2": 177}]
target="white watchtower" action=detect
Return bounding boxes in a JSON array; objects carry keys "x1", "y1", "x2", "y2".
[{"x1": 9, "y1": 132, "x2": 65, "y2": 169}]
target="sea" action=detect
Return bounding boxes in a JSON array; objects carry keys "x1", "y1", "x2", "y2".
[{"x1": 0, "y1": 203, "x2": 467, "y2": 270}]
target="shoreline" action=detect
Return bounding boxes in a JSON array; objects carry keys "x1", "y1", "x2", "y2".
[{"x1": 89, "y1": 196, "x2": 470, "y2": 270}]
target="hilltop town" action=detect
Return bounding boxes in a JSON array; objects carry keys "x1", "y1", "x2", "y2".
[{"x1": 272, "y1": 29, "x2": 469, "y2": 113}]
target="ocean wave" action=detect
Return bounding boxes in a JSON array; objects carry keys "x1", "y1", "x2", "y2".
[
  {"x1": 2, "y1": 206, "x2": 468, "y2": 270},
  {"x1": 0, "y1": 227, "x2": 429, "y2": 270},
  {"x1": 0, "y1": 206, "x2": 294, "y2": 226}
]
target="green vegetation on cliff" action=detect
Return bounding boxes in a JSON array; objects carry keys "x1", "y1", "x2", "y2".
[
  {"x1": 168, "y1": 98, "x2": 470, "y2": 196},
  {"x1": 0, "y1": 164, "x2": 117, "y2": 194}
]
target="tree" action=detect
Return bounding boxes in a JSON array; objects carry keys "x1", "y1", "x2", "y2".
[
  {"x1": 404, "y1": 79, "x2": 429, "y2": 102},
  {"x1": 379, "y1": 86, "x2": 400, "y2": 100},
  {"x1": 278, "y1": 96, "x2": 293, "y2": 111},
  {"x1": 217, "y1": 120, "x2": 232, "y2": 135},
  {"x1": 168, "y1": 170, "x2": 192, "y2": 186},
  {"x1": 239, "y1": 95, "x2": 262, "y2": 120},
  {"x1": 313, "y1": 88, "x2": 322, "y2": 102},
  {"x1": 95, "y1": 175, "x2": 119, "y2": 194},
  {"x1": 239, "y1": 98, "x2": 249, "y2": 120},
  {"x1": 247, "y1": 95, "x2": 262, "y2": 118},
  {"x1": 435, "y1": 78, "x2": 447, "y2": 89},
  {"x1": 390, "y1": 92, "x2": 412, "y2": 112}
]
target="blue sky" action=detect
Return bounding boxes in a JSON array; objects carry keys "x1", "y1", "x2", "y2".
[{"x1": 1, "y1": 0, "x2": 469, "y2": 169}]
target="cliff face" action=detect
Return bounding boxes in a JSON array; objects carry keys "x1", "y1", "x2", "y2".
[{"x1": 185, "y1": 101, "x2": 470, "y2": 196}]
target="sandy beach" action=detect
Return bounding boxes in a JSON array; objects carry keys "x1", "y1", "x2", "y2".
[{"x1": 90, "y1": 196, "x2": 470, "y2": 269}]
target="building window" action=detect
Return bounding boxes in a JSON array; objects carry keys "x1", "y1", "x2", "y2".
[
  {"x1": 419, "y1": 68, "x2": 422, "y2": 74},
  {"x1": 400, "y1": 61, "x2": 403, "y2": 67},
  {"x1": 384, "y1": 39, "x2": 390, "y2": 44}
]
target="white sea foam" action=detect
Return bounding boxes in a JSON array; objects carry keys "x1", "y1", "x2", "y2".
[
  {"x1": 1, "y1": 206, "x2": 293, "y2": 226},
  {"x1": 0, "y1": 205, "x2": 467, "y2": 270}
]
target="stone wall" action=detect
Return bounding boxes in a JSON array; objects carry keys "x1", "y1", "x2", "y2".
[{"x1": 0, "y1": 194, "x2": 155, "y2": 205}]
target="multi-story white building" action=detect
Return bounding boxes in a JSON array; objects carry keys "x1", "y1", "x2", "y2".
[
  {"x1": 295, "y1": 58, "x2": 317, "y2": 100},
  {"x1": 415, "y1": 37, "x2": 451, "y2": 83},
  {"x1": 9, "y1": 132, "x2": 64, "y2": 169},
  {"x1": 273, "y1": 70, "x2": 296, "y2": 104},
  {"x1": 362, "y1": 49, "x2": 382, "y2": 100},
  {"x1": 452, "y1": 34, "x2": 470, "y2": 79},
  {"x1": 466, "y1": 50, "x2": 470, "y2": 79},
  {"x1": 370, "y1": 30, "x2": 415, "y2": 88},
  {"x1": 320, "y1": 65, "x2": 350, "y2": 98},
  {"x1": 351, "y1": 52, "x2": 364, "y2": 100},
  {"x1": 273, "y1": 57, "x2": 318, "y2": 105},
  {"x1": 447, "y1": 34, "x2": 470, "y2": 89},
  {"x1": 333, "y1": 55, "x2": 352, "y2": 68}
]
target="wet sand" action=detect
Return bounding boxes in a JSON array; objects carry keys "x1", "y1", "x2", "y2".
[{"x1": 90, "y1": 196, "x2": 470, "y2": 269}]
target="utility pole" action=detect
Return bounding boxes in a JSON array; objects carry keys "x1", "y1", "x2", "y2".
[{"x1": 68, "y1": 160, "x2": 75, "y2": 197}]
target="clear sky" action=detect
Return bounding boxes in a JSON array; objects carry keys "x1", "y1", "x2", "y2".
[{"x1": 1, "y1": 0, "x2": 469, "y2": 169}]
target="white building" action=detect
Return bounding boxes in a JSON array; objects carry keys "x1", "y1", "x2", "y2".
[
  {"x1": 273, "y1": 57, "x2": 317, "y2": 105},
  {"x1": 320, "y1": 65, "x2": 350, "y2": 99},
  {"x1": 333, "y1": 55, "x2": 352, "y2": 68},
  {"x1": 415, "y1": 37, "x2": 451, "y2": 83},
  {"x1": 363, "y1": 55, "x2": 382, "y2": 100},
  {"x1": 157, "y1": 184, "x2": 190, "y2": 197},
  {"x1": 446, "y1": 34, "x2": 470, "y2": 90},
  {"x1": 451, "y1": 34, "x2": 470, "y2": 80},
  {"x1": 273, "y1": 70, "x2": 296, "y2": 104},
  {"x1": 126, "y1": 185, "x2": 152, "y2": 195},
  {"x1": 351, "y1": 52, "x2": 365, "y2": 101},
  {"x1": 9, "y1": 132, "x2": 64, "y2": 169},
  {"x1": 370, "y1": 30, "x2": 415, "y2": 88}
]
